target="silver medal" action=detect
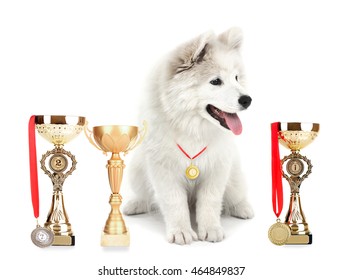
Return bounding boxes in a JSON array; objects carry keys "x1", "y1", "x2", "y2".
[{"x1": 31, "y1": 225, "x2": 54, "y2": 248}]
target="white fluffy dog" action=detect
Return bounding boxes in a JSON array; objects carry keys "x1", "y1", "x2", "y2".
[{"x1": 123, "y1": 27, "x2": 254, "y2": 245}]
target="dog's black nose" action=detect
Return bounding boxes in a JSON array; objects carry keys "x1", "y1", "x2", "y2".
[{"x1": 238, "y1": 95, "x2": 252, "y2": 109}]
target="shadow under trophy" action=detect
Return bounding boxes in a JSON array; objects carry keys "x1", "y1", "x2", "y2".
[
  {"x1": 85, "y1": 122, "x2": 147, "y2": 246},
  {"x1": 35, "y1": 115, "x2": 86, "y2": 246},
  {"x1": 278, "y1": 122, "x2": 319, "y2": 244}
]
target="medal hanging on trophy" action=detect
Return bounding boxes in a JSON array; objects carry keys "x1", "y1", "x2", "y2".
[
  {"x1": 29, "y1": 116, "x2": 54, "y2": 248},
  {"x1": 176, "y1": 144, "x2": 207, "y2": 180},
  {"x1": 268, "y1": 122, "x2": 291, "y2": 246}
]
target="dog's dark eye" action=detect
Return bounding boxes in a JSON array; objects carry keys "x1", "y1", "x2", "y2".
[
  {"x1": 235, "y1": 75, "x2": 239, "y2": 82},
  {"x1": 210, "y1": 78, "x2": 223, "y2": 86}
]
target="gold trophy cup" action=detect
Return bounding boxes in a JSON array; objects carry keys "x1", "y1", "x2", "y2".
[
  {"x1": 85, "y1": 122, "x2": 147, "y2": 246},
  {"x1": 278, "y1": 122, "x2": 319, "y2": 244},
  {"x1": 35, "y1": 115, "x2": 86, "y2": 246}
]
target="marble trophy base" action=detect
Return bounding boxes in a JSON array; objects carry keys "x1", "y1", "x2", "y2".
[{"x1": 101, "y1": 230, "x2": 130, "y2": 247}]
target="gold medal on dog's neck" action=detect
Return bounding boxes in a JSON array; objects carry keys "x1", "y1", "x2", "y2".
[
  {"x1": 186, "y1": 163, "x2": 200, "y2": 180},
  {"x1": 177, "y1": 144, "x2": 207, "y2": 181}
]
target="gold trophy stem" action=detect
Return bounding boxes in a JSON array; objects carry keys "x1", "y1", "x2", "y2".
[
  {"x1": 44, "y1": 190, "x2": 75, "y2": 245},
  {"x1": 40, "y1": 147, "x2": 77, "y2": 246},
  {"x1": 281, "y1": 151, "x2": 313, "y2": 244},
  {"x1": 284, "y1": 193, "x2": 309, "y2": 235},
  {"x1": 104, "y1": 194, "x2": 127, "y2": 235},
  {"x1": 101, "y1": 153, "x2": 130, "y2": 246},
  {"x1": 107, "y1": 153, "x2": 125, "y2": 194}
]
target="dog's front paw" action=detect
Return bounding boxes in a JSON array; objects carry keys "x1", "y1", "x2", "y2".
[
  {"x1": 230, "y1": 200, "x2": 254, "y2": 219},
  {"x1": 167, "y1": 228, "x2": 198, "y2": 245},
  {"x1": 123, "y1": 199, "x2": 148, "y2": 215},
  {"x1": 198, "y1": 226, "x2": 225, "y2": 243}
]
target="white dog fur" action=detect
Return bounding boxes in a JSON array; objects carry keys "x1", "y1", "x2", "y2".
[{"x1": 123, "y1": 27, "x2": 254, "y2": 245}]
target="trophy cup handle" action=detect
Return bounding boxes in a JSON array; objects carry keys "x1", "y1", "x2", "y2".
[
  {"x1": 126, "y1": 120, "x2": 148, "y2": 154},
  {"x1": 84, "y1": 121, "x2": 104, "y2": 153}
]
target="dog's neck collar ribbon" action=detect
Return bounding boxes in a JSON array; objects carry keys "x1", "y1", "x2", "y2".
[{"x1": 176, "y1": 144, "x2": 207, "y2": 180}]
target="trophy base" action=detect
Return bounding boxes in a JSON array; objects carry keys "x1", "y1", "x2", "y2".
[
  {"x1": 101, "y1": 230, "x2": 130, "y2": 247},
  {"x1": 52, "y1": 235, "x2": 75, "y2": 246},
  {"x1": 286, "y1": 233, "x2": 312, "y2": 245}
]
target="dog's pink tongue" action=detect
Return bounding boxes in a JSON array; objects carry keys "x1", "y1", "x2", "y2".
[{"x1": 222, "y1": 113, "x2": 242, "y2": 135}]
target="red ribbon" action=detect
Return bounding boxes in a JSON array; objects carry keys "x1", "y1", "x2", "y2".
[
  {"x1": 29, "y1": 115, "x2": 39, "y2": 218},
  {"x1": 176, "y1": 144, "x2": 207, "y2": 160},
  {"x1": 271, "y1": 122, "x2": 283, "y2": 218}
]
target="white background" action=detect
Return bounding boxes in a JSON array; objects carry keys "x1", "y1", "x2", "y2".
[{"x1": 0, "y1": 0, "x2": 341, "y2": 279}]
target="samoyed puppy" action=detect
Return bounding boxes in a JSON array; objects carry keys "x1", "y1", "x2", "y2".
[{"x1": 123, "y1": 27, "x2": 254, "y2": 245}]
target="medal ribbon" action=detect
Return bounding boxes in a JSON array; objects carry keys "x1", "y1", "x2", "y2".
[
  {"x1": 176, "y1": 144, "x2": 207, "y2": 160},
  {"x1": 29, "y1": 115, "x2": 39, "y2": 219},
  {"x1": 271, "y1": 122, "x2": 283, "y2": 218}
]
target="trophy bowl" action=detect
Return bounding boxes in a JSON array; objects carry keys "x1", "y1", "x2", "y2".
[
  {"x1": 35, "y1": 115, "x2": 86, "y2": 246},
  {"x1": 92, "y1": 125, "x2": 139, "y2": 154},
  {"x1": 35, "y1": 115, "x2": 86, "y2": 146},
  {"x1": 278, "y1": 122, "x2": 319, "y2": 151},
  {"x1": 85, "y1": 121, "x2": 147, "y2": 247}
]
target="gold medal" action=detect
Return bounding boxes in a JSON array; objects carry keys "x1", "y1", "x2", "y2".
[
  {"x1": 176, "y1": 144, "x2": 207, "y2": 182},
  {"x1": 186, "y1": 163, "x2": 200, "y2": 180},
  {"x1": 268, "y1": 219, "x2": 291, "y2": 246}
]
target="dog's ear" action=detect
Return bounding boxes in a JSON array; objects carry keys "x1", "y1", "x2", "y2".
[
  {"x1": 218, "y1": 27, "x2": 243, "y2": 50},
  {"x1": 172, "y1": 31, "x2": 215, "y2": 74}
]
